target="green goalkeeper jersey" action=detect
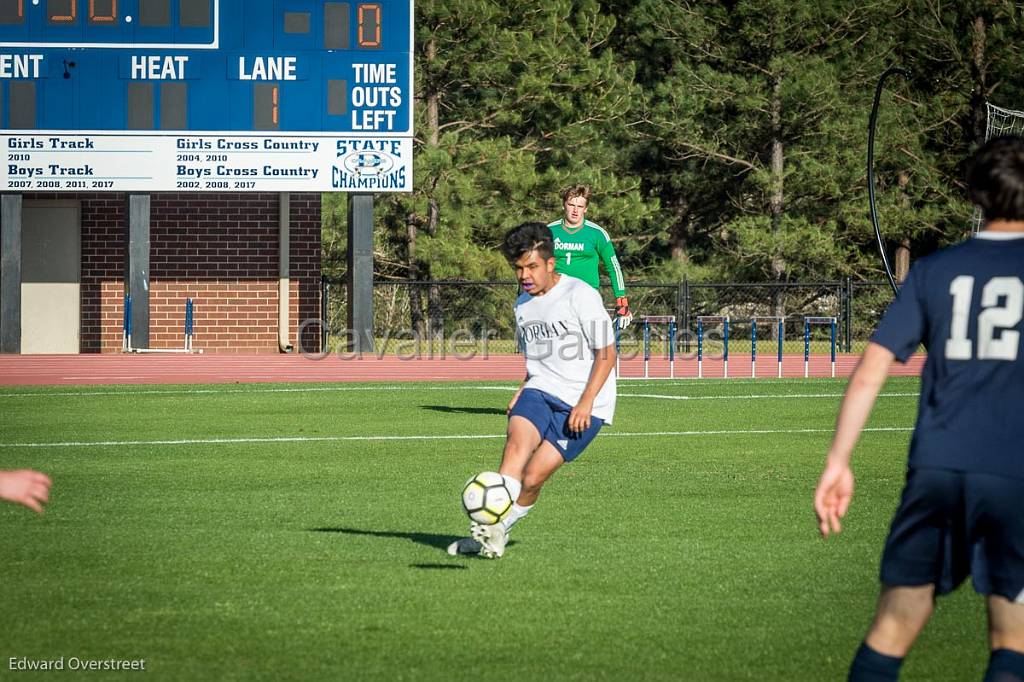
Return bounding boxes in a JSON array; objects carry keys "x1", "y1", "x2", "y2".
[{"x1": 547, "y1": 219, "x2": 626, "y2": 298}]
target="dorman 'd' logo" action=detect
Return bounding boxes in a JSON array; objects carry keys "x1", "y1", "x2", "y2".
[{"x1": 340, "y1": 151, "x2": 395, "y2": 178}]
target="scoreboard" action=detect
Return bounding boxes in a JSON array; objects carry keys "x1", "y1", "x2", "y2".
[{"x1": 0, "y1": 0, "x2": 413, "y2": 192}]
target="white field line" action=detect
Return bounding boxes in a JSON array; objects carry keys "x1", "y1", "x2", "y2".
[{"x1": 0, "y1": 427, "x2": 913, "y2": 449}]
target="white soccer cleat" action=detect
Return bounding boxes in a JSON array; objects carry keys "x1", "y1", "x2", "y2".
[
  {"x1": 446, "y1": 537, "x2": 482, "y2": 556},
  {"x1": 471, "y1": 523, "x2": 507, "y2": 559}
]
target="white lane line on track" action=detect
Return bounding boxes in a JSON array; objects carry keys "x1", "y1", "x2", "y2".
[
  {"x1": 0, "y1": 385, "x2": 519, "y2": 398},
  {"x1": 619, "y1": 392, "x2": 918, "y2": 401},
  {"x1": 0, "y1": 386, "x2": 921, "y2": 400},
  {"x1": 0, "y1": 427, "x2": 913, "y2": 449}
]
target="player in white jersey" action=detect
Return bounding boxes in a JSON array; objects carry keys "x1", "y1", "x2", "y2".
[{"x1": 448, "y1": 222, "x2": 617, "y2": 559}]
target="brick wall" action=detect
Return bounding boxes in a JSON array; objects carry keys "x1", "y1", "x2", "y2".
[{"x1": 18, "y1": 192, "x2": 321, "y2": 354}]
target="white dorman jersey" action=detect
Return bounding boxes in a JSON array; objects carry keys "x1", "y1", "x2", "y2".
[{"x1": 514, "y1": 275, "x2": 617, "y2": 423}]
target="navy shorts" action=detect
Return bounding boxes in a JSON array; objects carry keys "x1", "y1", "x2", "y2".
[
  {"x1": 508, "y1": 388, "x2": 604, "y2": 462},
  {"x1": 880, "y1": 467, "x2": 1024, "y2": 602}
]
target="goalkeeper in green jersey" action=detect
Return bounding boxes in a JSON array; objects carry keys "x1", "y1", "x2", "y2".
[{"x1": 547, "y1": 185, "x2": 632, "y2": 328}]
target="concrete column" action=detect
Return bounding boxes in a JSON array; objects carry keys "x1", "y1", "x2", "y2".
[
  {"x1": 278, "y1": 192, "x2": 292, "y2": 352},
  {"x1": 1, "y1": 194, "x2": 22, "y2": 353},
  {"x1": 346, "y1": 193, "x2": 374, "y2": 353},
  {"x1": 126, "y1": 194, "x2": 151, "y2": 349}
]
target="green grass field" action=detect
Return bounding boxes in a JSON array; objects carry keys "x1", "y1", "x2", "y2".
[{"x1": 0, "y1": 377, "x2": 989, "y2": 680}]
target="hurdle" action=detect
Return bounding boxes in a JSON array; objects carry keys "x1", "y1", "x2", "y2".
[
  {"x1": 697, "y1": 315, "x2": 729, "y2": 378},
  {"x1": 641, "y1": 315, "x2": 677, "y2": 379},
  {"x1": 184, "y1": 298, "x2": 194, "y2": 352},
  {"x1": 122, "y1": 296, "x2": 202, "y2": 353},
  {"x1": 751, "y1": 316, "x2": 784, "y2": 378},
  {"x1": 804, "y1": 316, "x2": 836, "y2": 378},
  {"x1": 121, "y1": 294, "x2": 132, "y2": 352}
]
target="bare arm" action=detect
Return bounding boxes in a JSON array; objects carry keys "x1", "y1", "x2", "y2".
[
  {"x1": 568, "y1": 342, "x2": 617, "y2": 433},
  {"x1": 0, "y1": 469, "x2": 52, "y2": 514},
  {"x1": 814, "y1": 342, "x2": 895, "y2": 538}
]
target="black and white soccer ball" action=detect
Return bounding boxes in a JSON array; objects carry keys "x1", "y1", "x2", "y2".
[{"x1": 461, "y1": 471, "x2": 512, "y2": 525}]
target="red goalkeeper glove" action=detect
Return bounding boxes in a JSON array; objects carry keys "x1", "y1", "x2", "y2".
[{"x1": 615, "y1": 297, "x2": 633, "y2": 330}]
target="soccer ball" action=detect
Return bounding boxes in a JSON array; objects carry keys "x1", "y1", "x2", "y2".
[{"x1": 461, "y1": 471, "x2": 513, "y2": 525}]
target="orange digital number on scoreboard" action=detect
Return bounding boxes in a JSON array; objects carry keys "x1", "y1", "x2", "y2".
[
  {"x1": 357, "y1": 3, "x2": 380, "y2": 48},
  {"x1": 89, "y1": 0, "x2": 116, "y2": 24}
]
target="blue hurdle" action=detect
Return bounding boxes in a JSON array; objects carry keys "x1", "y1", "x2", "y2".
[
  {"x1": 697, "y1": 315, "x2": 729, "y2": 378},
  {"x1": 751, "y1": 316, "x2": 784, "y2": 378},
  {"x1": 121, "y1": 294, "x2": 132, "y2": 352},
  {"x1": 185, "y1": 298, "x2": 194, "y2": 352},
  {"x1": 804, "y1": 316, "x2": 837, "y2": 378},
  {"x1": 641, "y1": 316, "x2": 677, "y2": 378},
  {"x1": 122, "y1": 297, "x2": 200, "y2": 353}
]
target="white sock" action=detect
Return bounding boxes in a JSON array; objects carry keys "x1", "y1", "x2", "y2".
[
  {"x1": 501, "y1": 502, "x2": 533, "y2": 532},
  {"x1": 502, "y1": 475, "x2": 522, "y2": 502}
]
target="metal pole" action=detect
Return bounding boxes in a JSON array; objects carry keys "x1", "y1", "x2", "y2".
[{"x1": 868, "y1": 67, "x2": 910, "y2": 298}]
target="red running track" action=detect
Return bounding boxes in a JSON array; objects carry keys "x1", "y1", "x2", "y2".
[{"x1": 0, "y1": 353, "x2": 925, "y2": 386}]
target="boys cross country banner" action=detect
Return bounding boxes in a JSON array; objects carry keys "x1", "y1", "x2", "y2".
[{"x1": 1, "y1": 134, "x2": 411, "y2": 192}]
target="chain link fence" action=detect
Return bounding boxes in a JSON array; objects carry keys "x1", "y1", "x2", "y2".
[{"x1": 320, "y1": 278, "x2": 897, "y2": 356}]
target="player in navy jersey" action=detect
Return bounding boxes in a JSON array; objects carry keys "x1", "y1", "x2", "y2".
[{"x1": 814, "y1": 135, "x2": 1024, "y2": 682}]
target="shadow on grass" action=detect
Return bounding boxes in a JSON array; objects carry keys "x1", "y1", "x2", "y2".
[
  {"x1": 410, "y1": 563, "x2": 468, "y2": 570},
  {"x1": 421, "y1": 405, "x2": 507, "y2": 416},
  {"x1": 310, "y1": 527, "x2": 517, "y2": 555},
  {"x1": 310, "y1": 527, "x2": 458, "y2": 551}
]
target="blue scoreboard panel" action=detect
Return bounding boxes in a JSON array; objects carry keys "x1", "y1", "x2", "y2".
[{"x1": 0, "y1": 0, "x2": 413, "y2": 192}]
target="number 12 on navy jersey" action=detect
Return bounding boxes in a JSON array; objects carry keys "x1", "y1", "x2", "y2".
[{"x1": 945, "y1": 275, "x2": 1023, "y2": 360}]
